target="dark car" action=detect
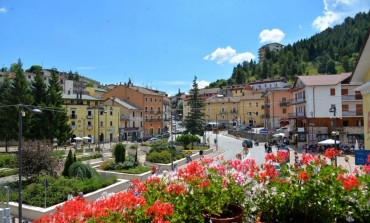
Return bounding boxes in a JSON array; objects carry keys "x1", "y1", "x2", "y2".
[
  {"x1": 162, "y1": 132, "x2": 170, "y2": 138},
  {"x1": 242, "y1": 139, "x2": 253, "y2": 148}
]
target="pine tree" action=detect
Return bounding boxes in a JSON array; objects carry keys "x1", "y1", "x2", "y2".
[
  {"x1": 63, "y1": 149, "x2": 74, "y2": 177},
  {"x1": 46, "y1": 69, "x2": 72, "y2": 144},
  {"x1": 8, "y1": 59, "x2": 34, "y2": 139},
  {"x1": 30, "y1": 74, "x2": 48, "y2": 140},
  {"x1": 0, "y1": 77, "x2": 13, "y2": 152},
  {"x1": 184, "y1": 76, "x2": 206, "y2": 136}
]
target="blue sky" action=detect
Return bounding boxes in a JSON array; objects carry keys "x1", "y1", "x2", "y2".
[{"x1": 0, "y1": 0, "x2": 369, "y2": 96}]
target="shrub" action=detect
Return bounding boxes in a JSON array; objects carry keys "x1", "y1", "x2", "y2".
[
  {"x1": 0, "y1": 154, "x2": 16, "y2": 168},
  {"x1": 116, "y1": 165, "x2": 152, "y2": 174},
  {"x1": 20, "y1": 175, "x2": 117, "y2": 207},
  {"x1": 149, "y1": 139, "x2": 168, "y2": 152},
  {"x1": 100, "y1": 159, "x2": 115, "y2": 171},
  {"x1": 100, "y1": 155, "x2": 137, "y2": 171},
  {"x1": 146, "y1": 150, "x2": 172, "y2": 164},
  {"x1": 69, "y1": 162, "x2": 98, "y2": 180},
  {"x1": 0, "y1": 169, "x2": 18, "y2": 177},
  {"x1": 113, "y1": 143, "x2": 126, "y2": 163},
  {"x1": 77, "y1": 153, "x2": 103, "y2": 162},
  {"x1": 63, "y1": 149, "x2": 74, "y2": 177}
]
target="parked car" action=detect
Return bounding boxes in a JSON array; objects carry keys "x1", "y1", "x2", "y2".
[
  {"x1": 136, "y1": 136, "x2": 150, "y2": 142},
  {"x1": 162, "y1": 132, "x2": 170, "y2": 138},
  {"x1": 148, "y1": 137, "x2": 158, "y2": 143},
  {"x1": 242, "y1": 139, "x2": 253, "y2": 148}
]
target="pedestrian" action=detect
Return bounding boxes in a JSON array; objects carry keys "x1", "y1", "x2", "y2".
[
  {"x1": 151, "y1": 166, "x2": 157, "y2": 174},
  {"x1": 264, "y1": 143, "x2": 268, "y2": 152},
  {"x1": 77, "y1": 190, "x2": 83, "y2": 199},
  {"x1": 67, "y1": 192, "x2": 73, "y2": 201}
]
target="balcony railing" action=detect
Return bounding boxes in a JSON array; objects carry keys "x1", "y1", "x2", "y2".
[
  {"x1": 120, "y1": 115, "x2": 129, "y2": 120},
  {"x1": 71, "y1": 126, "x2": 76, "y2": 130},
  {"x1": 342, "y1": 110, "x2": 363, "y2": 117},
  {"x1": 290, "y1": 98, "x2": 306, "y2": 105},
  {"x1": 87, "y1": 125, "x2": 93, "y2": 129},
  {"x1": 341, "y1": 94, "x2": 363, "y2": 101},
  {"x1": 279, "y1": 101, "x2": 290, "y2": 107},
  {"x1": 288, "y1": 112, "x2": 306, "y2": 118},
  {"x1": 86, "y1": 115, "x2": 94, "y2": 119},
  {"x1": 261, "y1": 114, "x2": 270, "y2": 118},
  {"x1": 70, "y1": 114, "x2": 77, "y2": 119},
  {"x1": 230, "y1": 110, "x2": 238, "y2": 114}
]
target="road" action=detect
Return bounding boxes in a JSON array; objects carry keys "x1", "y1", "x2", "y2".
[{"x1": 205, "y1": 131, "x2": 270, "y2": 164}]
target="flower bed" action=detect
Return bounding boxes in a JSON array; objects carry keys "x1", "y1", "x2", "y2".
[{"x1": 34, "y1": 150, "x2": 370, "y2": 223}]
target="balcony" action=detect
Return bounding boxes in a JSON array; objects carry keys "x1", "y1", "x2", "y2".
[
  {"x1": 290, "y1": 98, "x2": 306, "y2": 105},
  {"x1": 262, "y1": 104, "x2": 270, "y2": 109},
  {"x1": 341, "y1": 94, "x2": 363, "y2": 101},
  {"x1": 70, "y1": 114, "x2": 77, "y2": 119},
  {"x1": 230, "y1": 109, "x2": 238, "y2": 114},
  {"x1": 342, "y1": 110, "x2": 363, "y2": 117},
  {"x1": 86, "y1": 115, "x2": 94, "y2": 119},
  {"x1": 279, "y1": 101, "x2": 290, "y2": 107},
  {"x1": 288, "y1": 112, "x2": 306, "y2": 118},
  {"x1": 120, "y1": 115, "x2": 129, "y2": 120},
  {"x1": 71, "y1": 126, "x2": 76, "y2": 130},
  {"x1": 87, "y1": 125, "x2": 93, "y2": 129},
  {"x1": 260, "y1": 114, "x2": 270, "y2": 118},
  {"x1": 150, "y1": 111, "x2": 155, "y2": 114}
]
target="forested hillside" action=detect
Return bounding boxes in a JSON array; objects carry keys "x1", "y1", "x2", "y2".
[{"x1": 208, "y1": 10, "x2": 370, "y2": 88}]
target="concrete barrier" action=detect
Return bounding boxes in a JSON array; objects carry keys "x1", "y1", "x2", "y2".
[{"x1": 7, "y1": 179, "x2": 130, "y2": 221}]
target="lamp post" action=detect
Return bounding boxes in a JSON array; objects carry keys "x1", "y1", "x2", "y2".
[
  {"x1": 329, "y1": 104, "x2": 338, "y2": 166},
  {"x1": 98, "y1": 108, "x2": 106, "y2": 151},
  {"x1": 18, "y1": 104, "x2": 42, "y2": 222},
  {"x1": 170, "y1": 109, "x2": 175, "y2": 171},
  {"x1": 215, "y1": 114, "x2": 221, "y2": 151}
]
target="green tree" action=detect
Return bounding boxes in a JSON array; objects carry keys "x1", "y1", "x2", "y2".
[
  {"x1": 30, "y1": 74, "x2": 48, "y2": 140},
  {"x1": 45, "y1": 69, "x2": 72, "y2": 144},
  {"x1": 326, "y1": 59, "x2": 337, "y2": 74},
  {"x1": 176, "y1": 134, "x2": 191, "y2": 150},
  {"x1": 0, "y1": 77, "x2": 13, "y2": 152},
  {"x1": 62, "y1": 149, "x2": 74, "y2": 177},
  {"x1": 9, "y1": 59, "x2": 34, "y2": 139},
  {"x1": 26, "y1": 65, "x2": 43, "y2": 75},
  {"x1": 184, "y1": 76, "x2": 205, "y2": 136},
  {"x1": 114, "y1": 143, "x2": 126, "y2": 163}
]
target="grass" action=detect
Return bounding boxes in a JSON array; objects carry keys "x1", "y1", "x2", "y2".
[{"x1": 112, "y1": 165, "x2": 152, "y2": 174}]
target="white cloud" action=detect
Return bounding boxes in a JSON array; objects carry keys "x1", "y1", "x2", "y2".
[
  {"x1": 312, "y1": 0, "x2": 370, "y2": 31},
  {"x1": 204, "y1": 46, "x2": 236, "y2": 64},
  {"x1": 259, "y1": 29, "x2": 285, "y2": 43},
  {"x1": 229, "y1": 52, "x2": 256, "y2": 64},
  {"x1": 0, "y1": 7, "x2": 7, "y2": 14},
  {"x1": 204, "y1": 46, "x2": 256, "y2": 64},
  {"x1": 197, "y1": 80, "x2": 210, "y2": 89}
]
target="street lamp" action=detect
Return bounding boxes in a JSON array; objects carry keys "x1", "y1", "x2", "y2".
[
  {"x1": 329, "y1": 104, "x2": 338, "y2": 166},
  {"x1": 98, "y1": 108, "x2": 106, "y2": 151},
  {"x1": 18, "y1": 104, "x2": 42, "y2": 222}
]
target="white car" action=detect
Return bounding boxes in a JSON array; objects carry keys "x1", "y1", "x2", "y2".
[{"x1": 148, "y1": 137, "x2": 158, "y2": 143}]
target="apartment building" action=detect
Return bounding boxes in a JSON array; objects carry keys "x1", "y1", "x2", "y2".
[
  {"x1": 62, "y1": 92, "x2": 120, "y2": 143},
  {"x1": 102, "y1": 83, "x2": 166, "y2": 136},
  {"x1": 262, "y1": 88, "x2": 293, "y2": 129},
  {"x1": 289, "y1": 73, "x2": 363, "y2": 148},
  {"x1": 103, "y1": 97, "x2": 142, "y2": 141},
  {"x1": 249, "y1": 77, "x2": 288, "y2": 92},
  {"x1": 258, "y1": 42, "x2": 284, "y2": 62},
  {"x1": 352, "y1": 29, "x2": 370, "y2": 150}
]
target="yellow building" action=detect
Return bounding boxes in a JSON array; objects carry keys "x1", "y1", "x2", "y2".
[
  {"x1": 62, "y1": 93, "x2": 120, "y2": 144},
  {"x1": 353, "y1": 30, "x2": 370, "y2": 150},
  {"x1": 204, "y1": 94, "x2": 264, "y2": 127},
  {"x1": 85, "y1": 87, "x2": 107, "y2": 99}
]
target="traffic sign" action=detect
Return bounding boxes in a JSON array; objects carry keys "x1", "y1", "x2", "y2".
[
  {"x1": 355, "y1": 150, "x2": 370, "y2": 165},
  {"x1": 259, "y1": 129, "x2": 268, "y2": 134}
]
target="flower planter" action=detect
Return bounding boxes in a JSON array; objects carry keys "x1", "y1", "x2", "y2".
[{"x1": 203, "y1": 204, "x2": 244, "y2": 223}]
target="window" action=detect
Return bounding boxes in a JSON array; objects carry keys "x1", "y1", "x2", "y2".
[
  {"x1": 145, "y1": 97, "x2": 148, "y2": 102},
  {"x1": 133, "y1": 121, "x2": 135, "y2": 128},
  {"x1": 249, "y1": 102, "x2": 251, "y2": 107},
  {"x1": 110, "y1": 111, "x2": 113, "y2": 115},
  {"x1": 145, "y1": 116, "x2": 148, "y2": 121},
  {"x1": 87, "y1": 110, "x2": 92, "y2": 116},
  {"x1": 141, "y1": 112, "x2": 143, "y2": 117},
  {"x1": 132, "y1": 111, "x2": 135, "y2": 117},
  {"x1": 100, "y1": 121, "x2": 103, "y2": 127},
  {"x1": 341, "y1": 89, "x2": 348, "y2": 95},
  {"x1": 87, "y1": 121, "x2": 91, "y2": 126},
  {"x1": 140, "y1": 121, "x2": 143, "y2": 127},
  {"x1": 330, "y1": 88, "x2": 335, "y2": 96},
  {"x1": 342, "y1": 120, "x2": 349, "y2": 127},
  {"x1": 256, "y1": 102, "x2": 258, "y2": 107},
  {"x1": 342, "y1": 104, "x2": 349, "y2": 112},
  {"x1": 145, "y1": 107, "x2": 148, "y2": 112},
  {"x1": 71, "y1": 121, "x2": 75, "y2": 126},
  {"x1": 155, "y1": 99, "x2": 157, "y2": 102},
  {"x1": 110, "y1": 121, "x2": 113, "y2": 126},
  {"x1": 283, "y1": 109, "x2": 286, "y2": 114},
  {"x1": 150, "y1": 98, "x2": 153, "y2": 102}
]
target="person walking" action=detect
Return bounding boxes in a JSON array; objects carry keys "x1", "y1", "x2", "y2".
[{"x1": 67, "y1": 192, "x2": 73, "y2": 201}]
